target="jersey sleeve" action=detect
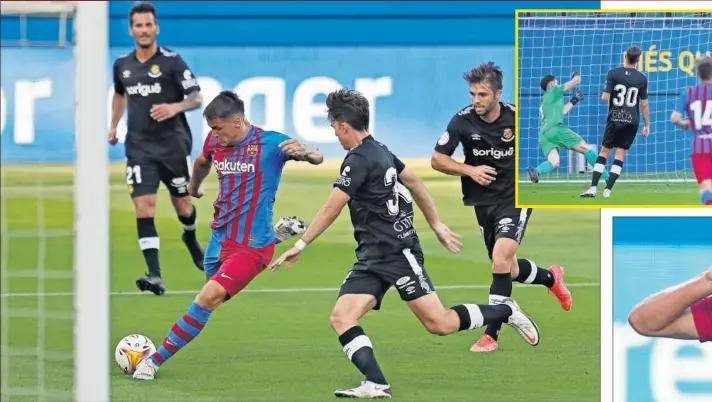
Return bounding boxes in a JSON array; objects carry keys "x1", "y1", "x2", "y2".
[
  {"x1": 202, "y1": 132, "x2": 215, "y2": 160},
  {"x1": 334, "y1": 153, "x2": 369, "y2": 198},
  {"x1": 172, "y1": 55, "x2": 200, "y2": 96},
  {"x1": 674, "y1": 90, "x2": 689, "y2": 114},
  {"x1": 434, "y1": 116, "x2": 463, "y2": 156},
  {"x1": 603, "y1": 69, "x2": 614, "y2": 94},
  {"x1": 390, "y1": 152, "x2": 406, "y2": 174},
  {"x1": 270, "y1": 132, "x2": 294, "y2": 161},
  {"x1": 112, "y1": 59, "x2": 125, "y2": 95},
  {"x1": 639, "y1": 76, "x2": 649, "y2": 101}
]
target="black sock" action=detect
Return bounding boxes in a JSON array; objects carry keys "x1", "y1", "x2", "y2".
[
  {"x1": 178, "y1": 205, "x2": 198, "y2": 240},
  {"x1": 484, "y1": 273, "x2": 512, "y2": 341},
  {"x1": 606, "y1": 159, "x2": 623, "y2": 190},
  {"x1": 338, "y1": 326, "x2": 387, "y2": 385},
  {"x1": 137, "y1": 217, "x2": 160, "y2": 278},
  {"x1": 451, "y1": 304, "x2": 512, "y2": 332},
  {"x1": 515, "y1": 259, "x2": 555, "y2": 288},
  {"x1": 590, "y1": 155, "x2": 607, "y2": 186}
]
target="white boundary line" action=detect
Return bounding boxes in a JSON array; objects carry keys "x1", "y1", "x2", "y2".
[
  {"x1": 600, "y1": 207, "x2": 712, "y2": 402},
  {"x1": 0, "y1": 282, "x2": 600, "y2": 298}
]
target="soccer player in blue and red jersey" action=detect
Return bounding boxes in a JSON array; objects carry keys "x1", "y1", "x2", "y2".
[
  {"x1": 671, "y1": 56, "x2": 712, "y2": 206},
  {"x1": 132, "y1": 91, "x2": 324, "y2": 380}
]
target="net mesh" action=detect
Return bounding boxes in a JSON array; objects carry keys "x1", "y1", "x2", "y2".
[
  {"x1": 517, "y1": 11, "x2": 712, "y2": 183},
  {"x1": 1, "y1": 2, "x2": 77, "y2": 400}
]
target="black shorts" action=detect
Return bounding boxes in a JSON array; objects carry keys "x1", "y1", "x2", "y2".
[
  {"x1": 474, "y1": 204, "x2": 533, "y2": 261},
  {"x1": 338, "y1": 248, "x2": 435, "y2": 310},
  {"x1": 125, "y1": 156, "x2": 191, "y2": 198},
  {"x1": 602, "y1": 123, "x2": 638, "y2": 150}
]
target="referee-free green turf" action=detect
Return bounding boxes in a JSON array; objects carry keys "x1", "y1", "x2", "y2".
[
  {"x1": 1, "y1": 160, "x2": 600, "y2": 402},
  {"x1": 517, "y1": 181, "x2": 702, "y2": 206}
]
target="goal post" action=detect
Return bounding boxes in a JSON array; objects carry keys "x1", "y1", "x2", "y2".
[
  {"x1": 74, "y1": 2, "x2": 110, "y2": 401},
  {"x1": 0, "y1": 1, "x2": 109, "y2": 401},
  {"x1": 517, "y1": 11, "x2": 712, "y2": 183}
]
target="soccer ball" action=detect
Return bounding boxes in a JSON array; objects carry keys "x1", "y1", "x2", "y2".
[{"x1": 114, "y1": 334, "x2": 156, "y2": 375}]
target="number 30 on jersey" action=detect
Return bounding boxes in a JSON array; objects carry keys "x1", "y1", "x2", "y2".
[{"x1": 384, "y1": 167, "x2": 413, "y2": 216}]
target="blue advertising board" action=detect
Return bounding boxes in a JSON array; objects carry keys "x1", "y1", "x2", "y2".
[
  {"x1": 0, "y1": 0, "x2": 601, "y2": 163},
  {"x1": 613, "y1": 217, "x2": 712, "y2": 402},
  {"x1": 1, "y1": 46, "x2": 512, "y2": 162},
  {"x1": 518, "y1": 12, "x2": 712, "y2": 174}
]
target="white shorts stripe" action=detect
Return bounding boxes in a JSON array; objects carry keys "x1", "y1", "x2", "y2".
[
  {"x1": 342, "y1": 335, "x2": 372, "y2": 360},
  {"x1": 515, "y1": 209, "x2": 529, "y2": 243}
]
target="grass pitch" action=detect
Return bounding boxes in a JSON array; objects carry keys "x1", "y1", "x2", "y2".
[
  {"x1": 1, "y1": 160, "x2": 600, "y2": 401},
  {"x1": 517, "y1": 181, "x2": 701, "y2": 207}
]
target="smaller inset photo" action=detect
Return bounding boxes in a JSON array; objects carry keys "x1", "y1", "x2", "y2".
[
  {"x1": 515, "y1": 11, "x2": 712, "y2": 208},
  {"x1": 605, "y1": 210, "x2": 712, "y2": 402}
]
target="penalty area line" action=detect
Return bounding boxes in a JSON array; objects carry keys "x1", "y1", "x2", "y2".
[{"x1": 0, "y1": 282, "x2": 600, "y2": 298}]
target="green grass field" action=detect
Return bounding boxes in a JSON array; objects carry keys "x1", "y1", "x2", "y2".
[
  {"x1": 1, "y1": 161, "x2": 600, "y2": 401},
  {"x1": 517, "y1": 181, "x2": 701, "y2": 207}
]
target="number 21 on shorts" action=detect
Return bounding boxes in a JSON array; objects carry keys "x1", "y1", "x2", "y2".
[{"x1": 126, "y1": 165, "x2": 143, "y2": 184}]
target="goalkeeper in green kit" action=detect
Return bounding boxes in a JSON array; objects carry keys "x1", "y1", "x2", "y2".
[{"x1": 527, "y1": 72, "x2": 609, "y2": 184}]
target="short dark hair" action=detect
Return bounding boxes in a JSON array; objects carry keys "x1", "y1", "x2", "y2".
[
  {"x1": 463, "y1": 62, "x2": 504, "y2": 92},
  {"x1": 625, "y1": 46, "x2": 642, "y2": 65},
  {"x1": 540, "y1": 75, "x2": 556, "y2": 92},
  {"x1": 129, "y1": 2, "x2": 157, "y2": 25},
  {"x1": 203, "y1": 91, "x2": 245, "y2": 120},
  {"x1": 697, "y1": 56, "x2": 712, "y2": 81},
  {"x1": 326, "y1": 89, "x2": 370, "y2": 131}
]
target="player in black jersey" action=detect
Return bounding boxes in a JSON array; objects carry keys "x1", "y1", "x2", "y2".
[
  {"x1": 269, "y1": 89, "x2": 541, "y2": 399},
  {"x1": 431, "y1": 63, "x2": 572, "y2": 353},
  {"x1": 109, "y1": 3, "x2": 205, "y2": 295},
  {"x1": 581, "y1": 46, "x2": 650, "y2": 199}
]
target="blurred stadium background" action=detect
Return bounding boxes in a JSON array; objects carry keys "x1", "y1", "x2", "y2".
[
  {"x1": 612, "y1": 217, "x2": 712, "y2": 402},
  {"x1": 1, "y1": 1, "x2": 600, "y2": 401}
]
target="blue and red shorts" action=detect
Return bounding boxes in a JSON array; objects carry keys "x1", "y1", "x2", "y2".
[
  {"x1": 204, "y1": 228, "x2": 275, "y2": 297},
  {"x1": 691, "y1": 296, "x2": 712, "y2": 343},
  {"x1": 691, "y1": 153, "x2": 712, "y2": 184}
]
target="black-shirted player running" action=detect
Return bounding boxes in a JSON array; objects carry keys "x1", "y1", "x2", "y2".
[
  {"x1": 581, "y1": 46, "x2": 650, "y2": 199},
  {"x1": 109, "y1": 3, "x2": 205, "y2": 295},
  {"x1": 269, "y1": 89, "x2": 541, "y2": 399},
  {"x1": 431, "y1": 62, "x2": 572, "y2": 353}
]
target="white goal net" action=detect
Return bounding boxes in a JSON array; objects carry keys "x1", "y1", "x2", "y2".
[
  {"x1": 517, "y1": 11, "x2": 712, "y2": 183},
  {"x1": 0, "y1": 2, "x2": 109, "y2": 401}
]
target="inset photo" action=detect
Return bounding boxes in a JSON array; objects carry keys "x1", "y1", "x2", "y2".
[
  {"x1": 516, "y1": 11, "x2": 712, "y2": 208},
  {"x1": 602, "y1": 209, "x2": 712, "y2": 402}
]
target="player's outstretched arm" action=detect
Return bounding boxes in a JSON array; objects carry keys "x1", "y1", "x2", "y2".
[
  {"x1": 187, "y1": 153, "x2": 212, "y2": 198},
  {"x1": 399, "y1": 167, "x2": 462, "y2": 254},
  {"x1": 269, "y1": 188, "x2": 350, "y2": 271},
  {"x1": 628, "y1": 267, "x2": 712, "y2": 340},
  {"x1": 562, "y1": 71, "x2": 581, "y2": 92}
]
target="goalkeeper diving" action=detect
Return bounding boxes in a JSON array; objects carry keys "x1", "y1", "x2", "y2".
[{"x1": 527, "y1": 72, "x2": 609, "y2": 184}]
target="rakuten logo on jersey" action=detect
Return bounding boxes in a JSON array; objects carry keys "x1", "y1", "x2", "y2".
[
  {"x1": 125, "y1": 82, "x2": 162, "y2": 97},
  {"x1": 472, "y1": 147, "x2": 514, "y2": 159},
  {"x1": 213, "y1": 159, "x2": 255, "y2": 174}
]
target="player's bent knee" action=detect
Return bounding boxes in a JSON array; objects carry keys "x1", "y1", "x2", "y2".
[{"x1": 195, "y1": 280, "x2": 228, "y2": 311}]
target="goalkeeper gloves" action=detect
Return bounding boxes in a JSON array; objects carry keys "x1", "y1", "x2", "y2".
[
  {"x1": 571, "y1": 71, "x2": 580, "y2": 79},
  {"x1": 570, "y1": 89, "x2": 584, "y2": 106}
]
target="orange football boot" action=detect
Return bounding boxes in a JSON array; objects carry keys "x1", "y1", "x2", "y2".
[
  {"x1": 548, "y1": 265, "x2": 572, "y2": 311},
  {"x1": 470, "y1": 334, "x2": 498, "y2": 353}
]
